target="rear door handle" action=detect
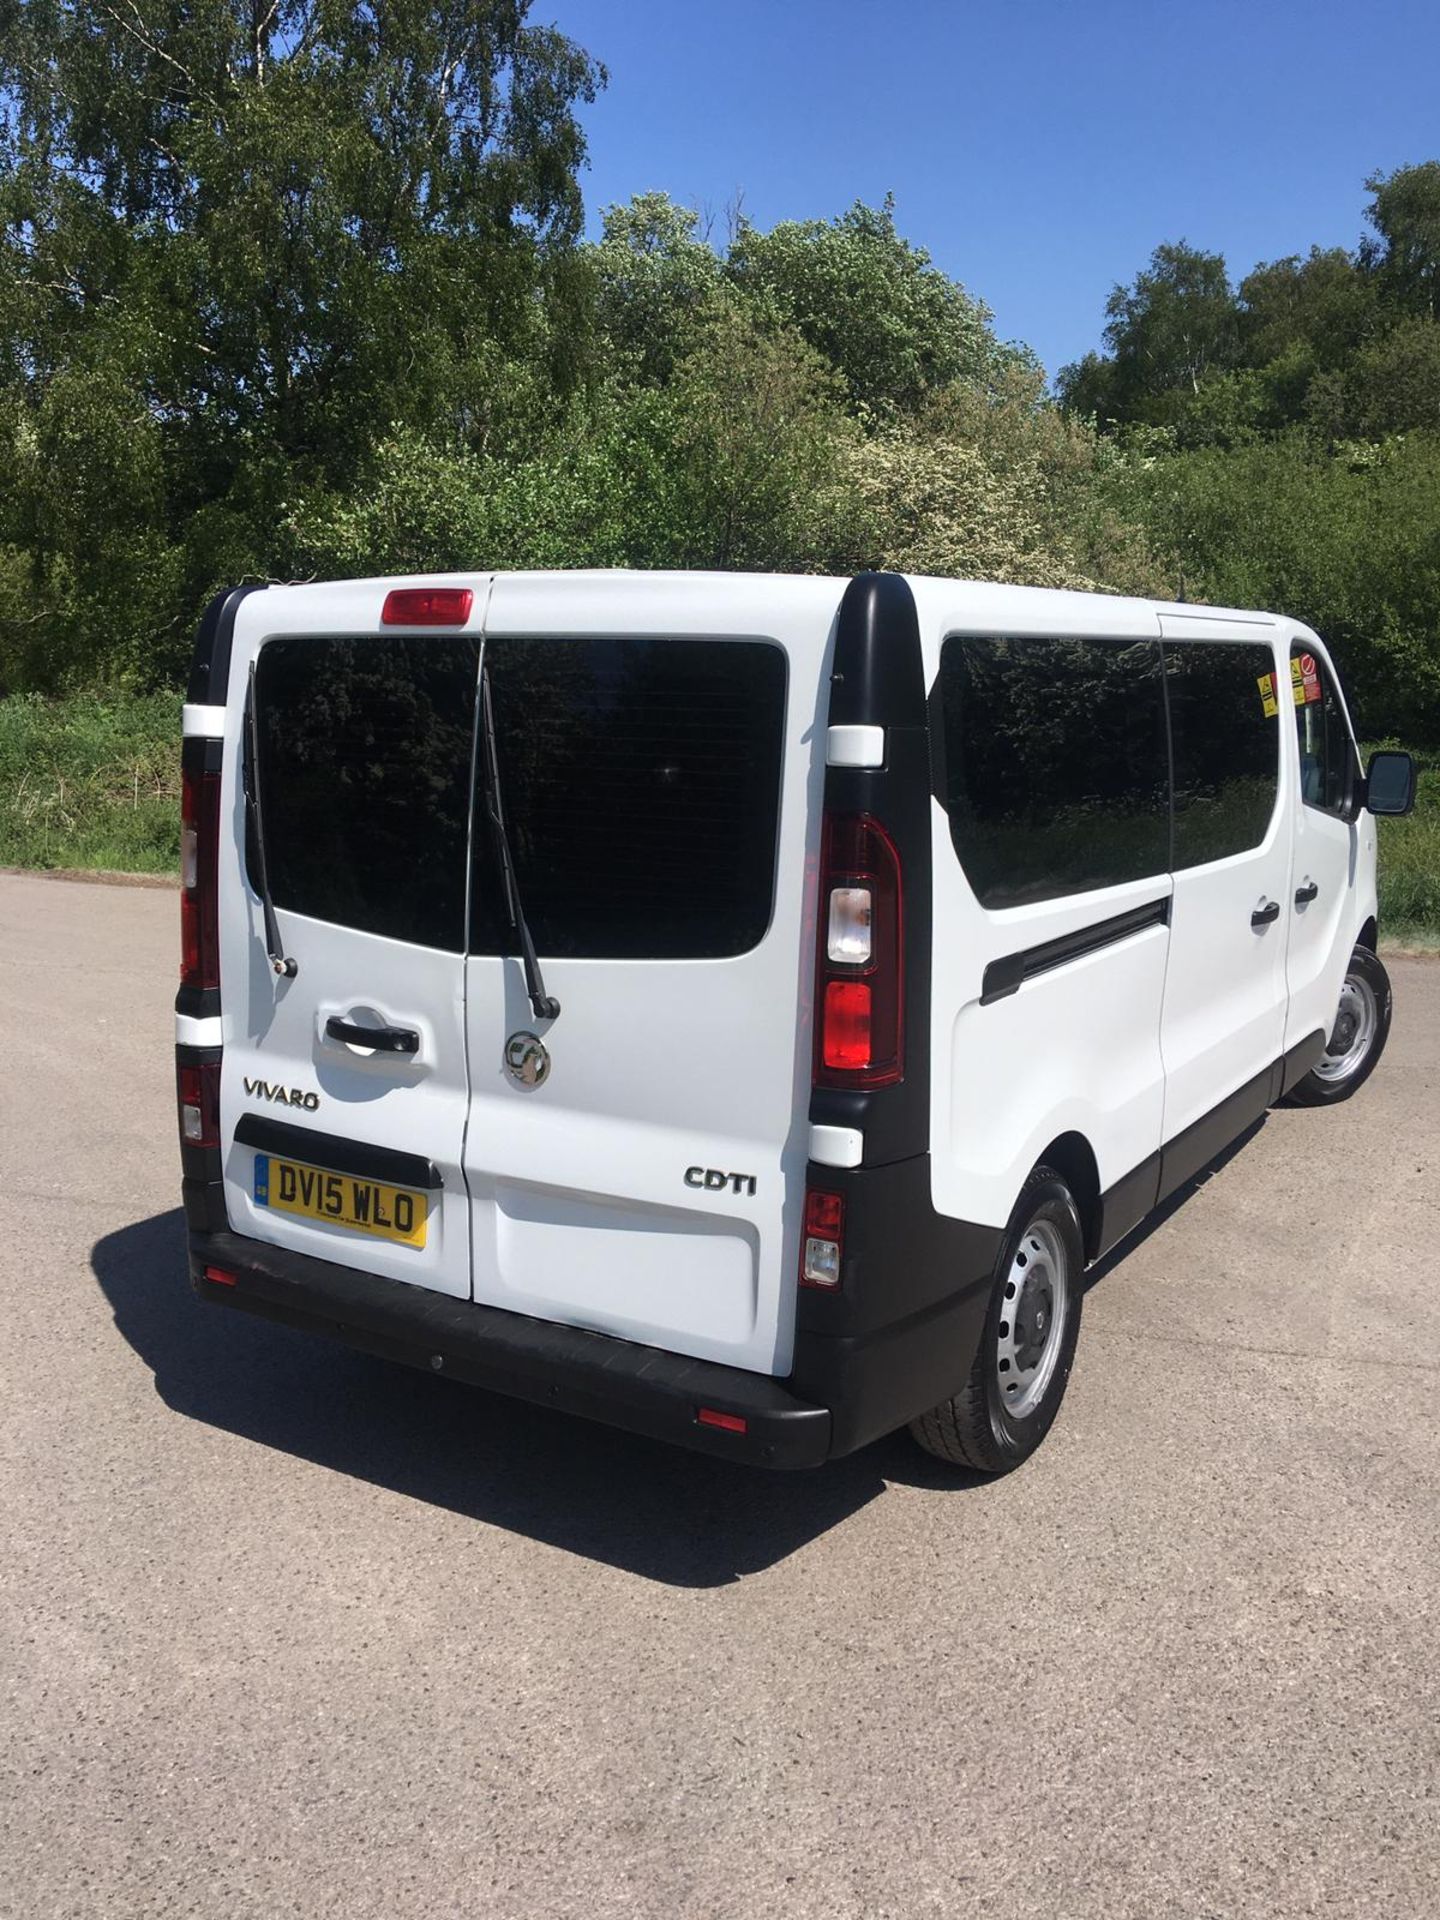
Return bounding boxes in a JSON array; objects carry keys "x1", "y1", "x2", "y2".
[
  {"x1": 1294, "y1": 881, "x2": 1319, "y2": 905},
  {"x1": 325, "y1": 1016, "x2": 420, "y2": 1055},
  {"x1": 1251, "y1": 899, "x2": 1281, "y2": 928}
]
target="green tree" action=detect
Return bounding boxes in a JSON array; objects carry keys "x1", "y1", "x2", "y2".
[
  {"x1": 1361, "y1": 162, "x2": 1440, "y2": 320},
  {"x1": 727, "y1": 197, "x2": 1022, "y2": 414},
  {"x1": 1058, "y1": 242, "x2": 1238, "y2": 426},
  {"x1": 586, "y1": 192, "x2": 728, "y2": 385},
  {"x1": 0, "y1": 0, "x2": 603, "y2": 687}
]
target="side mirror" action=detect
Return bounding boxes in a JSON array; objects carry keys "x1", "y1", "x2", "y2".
[{"x1": 1364, "y1": 749, "x2": 1417, "y2": 818}]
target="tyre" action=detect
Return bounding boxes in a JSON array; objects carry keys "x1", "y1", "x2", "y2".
[
  {"x1": 909, "y1": 1166, "x2": 1084, "y2": 1474},
  {"x1": 1284, "y1": 944, "x2": 1393, "y2": 1107}
]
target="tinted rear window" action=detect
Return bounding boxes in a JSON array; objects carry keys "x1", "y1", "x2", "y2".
[
  {"x1": 254, "y1": 634, "x2": 478, "y2": 951},
  {"x1": 472, "y1": 637, "x2": 786, "y2": 959},
  {"x1": 936, "y1": 636, "x2": 1170, "y2": 907},
  {"x1": 1166, "y1": 642, "x2": 1279, "y2": 867}
]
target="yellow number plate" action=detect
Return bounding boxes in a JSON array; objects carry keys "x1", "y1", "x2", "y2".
[{"x1": 253, "y1": 1154, "x2": 427, "y2": 1248}]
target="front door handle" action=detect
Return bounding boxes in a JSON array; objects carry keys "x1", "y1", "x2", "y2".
[
  {"x1": 325, "y1": 1016, "x2": 420, "y2": 1055},
  {"x1": 1294, "y1": 880, "x2": 1319, "y2": 905},
  {"x1": 1251, "y1": 899, "x2": 1281, "y2": 928}
]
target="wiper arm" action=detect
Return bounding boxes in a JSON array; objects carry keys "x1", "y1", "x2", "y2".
[
  {"x1": 243, "y1": 663, "x2": 297, "y2": 979},
  {"x1": 479, "y1": 654, "x2": 559, "y2": 1023}
]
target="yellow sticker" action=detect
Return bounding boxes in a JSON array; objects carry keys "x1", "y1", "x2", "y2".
[
  {"x1": 1258, "y1": 672, "x2": 1278, "y2": 718},
  {"x1": 1291, "y1": 658, "x2": 1306, "y2": 707}
]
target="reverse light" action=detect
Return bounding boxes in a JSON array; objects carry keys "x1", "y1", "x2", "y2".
[
  {"x1": 381, "y1": 587, "x2": 473, "y2": 626},
  {"x1": 814, "y1": 814, "x2": 903, "y2": 1088},
  {"x1": 827, "y1": 885, "x2": 873, "y2": 963},
  {"x1": 801, "y1": 1187, "x2": 845, "y2": 1290}
]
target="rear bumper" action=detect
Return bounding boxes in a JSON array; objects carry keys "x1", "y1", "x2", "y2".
[{"x1": 189, "y1": 1228, "x2": 833, "y2": 1469}]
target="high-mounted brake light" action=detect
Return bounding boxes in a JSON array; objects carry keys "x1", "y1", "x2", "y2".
[
  {"x1": 381, "y1": 587, "x2": 473, "y2": 626},
  {"x1": 814, "y1": 814, "x2": 903, "y2": 1088},
  {"x1": 801, "y1": 1187, "x2": 845, "y2": 1289},
  {"x1": 180, "y1": 765, "x2": 221, "y2": 991}
]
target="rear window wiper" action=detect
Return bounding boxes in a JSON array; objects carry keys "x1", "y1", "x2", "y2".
[
  {"x1": 479, "y1": 653, "x2": 559, "y2": 1023},
  {"x1": 243, "y1": 663, "x2": 298, "y2": 979}
]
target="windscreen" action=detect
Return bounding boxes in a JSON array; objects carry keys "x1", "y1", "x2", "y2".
[{"x1": 472, "y1": 636, "x2": 787, "y2": 960}]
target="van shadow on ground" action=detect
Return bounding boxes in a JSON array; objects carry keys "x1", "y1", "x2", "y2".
[
  {"x1": 91, "y1": 1124, "x2": 1265, "y2": 1587},
  {"x1": 90, "y1": 1210, "x2": 975, "y2": 1587}
]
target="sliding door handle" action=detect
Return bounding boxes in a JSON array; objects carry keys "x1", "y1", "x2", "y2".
[
  {"x1": 1251, "y1": 899, "x2": 1281, "y2": 928},
  {"x1": 1294, "y1": 880, "x2": 1319, "y2": 905},
  {"x1": 325, "y1": 1016, "x2": 420, "y2": 1055}
]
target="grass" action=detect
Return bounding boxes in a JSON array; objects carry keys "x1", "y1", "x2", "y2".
[
  {"x1": 0, "y1": 691, "x2": 183, "y2": 875},
  {"x1": 0, "y1": 692, "x2": 1437, "y2": 940}
]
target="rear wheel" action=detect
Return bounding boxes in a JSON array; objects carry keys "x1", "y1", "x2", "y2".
[
  {"x1": 1285, "y1": 944, "x2": 1392, "y2": 1107},
  {"x1": 909, "y1": 1167, "x2": 1084, "y2": 1474}
]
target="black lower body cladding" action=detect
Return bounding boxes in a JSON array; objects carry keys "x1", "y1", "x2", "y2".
[{"x1": 187, "y1": 1152, "x2": 1002, "y2": 1468}]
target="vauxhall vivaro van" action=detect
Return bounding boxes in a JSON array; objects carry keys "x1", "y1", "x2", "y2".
[{"x1": 176, "y1": 572, "x2": 1415, "y2": 1473}]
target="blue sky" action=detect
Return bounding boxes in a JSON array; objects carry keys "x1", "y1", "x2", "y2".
[{"x1": 550, "y1": 0, "x2": 1440, "y2": 381}]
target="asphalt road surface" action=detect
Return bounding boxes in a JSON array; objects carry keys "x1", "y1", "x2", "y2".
[{"x1": 3, "y1": 872, "x2": 1437, "y2": 1920}]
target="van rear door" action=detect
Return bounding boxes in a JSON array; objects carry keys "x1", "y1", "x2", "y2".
[
  {"x1": 462, "y1": 574, "x2": 834, "y2": 1377},
  {"x1": 218, "y1": 599, "x2": 481, "y2": 1300}
]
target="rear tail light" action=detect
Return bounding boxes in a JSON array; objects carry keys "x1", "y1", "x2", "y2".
[
  {"x1": 203, "y1": 1265, "x2": 238, "y2": 1287},
  {"x1": 177, "y1": 1059, "x2": 220, "y2": 1149},
  {"x1": 814, "y1": 814, "x2": 903, "y2": 1087},
  {"x1": 801, "y1": 1187, "x2": 845, "y2": 1289},
  {"x1": 382, "y1": 586, "x2": 473, "y2": 626},
  {"x1": 180, "y1": 764, "x2": 222, "y2": 991}
]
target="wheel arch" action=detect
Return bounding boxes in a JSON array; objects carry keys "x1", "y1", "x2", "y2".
[
  {"x1": 1034, "y1": 1131, "x2": 1102, "y2": 1263},
  {"x1": 1357, "y1": 914, "x2": 1378, "y2": 953}
]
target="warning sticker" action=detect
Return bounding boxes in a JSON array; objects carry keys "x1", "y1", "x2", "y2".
[
  {"x1": 1257, "y1": 671, "x2": 1278, "y2": 718},
  {"x1": 1290, "y1": 657, "x2": 1307, "y2": 707},
  {"x1": 1296, "y1": 651, "x2": 1322, "y2": 704}
]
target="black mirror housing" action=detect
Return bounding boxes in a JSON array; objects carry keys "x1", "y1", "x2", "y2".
[{"x1": 1364, "y1": 750, "x2": 1417, "y2": 818}]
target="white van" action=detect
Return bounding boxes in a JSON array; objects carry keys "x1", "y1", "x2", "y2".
[{"x1": 176, "y1": 571, "x2": 1416, "y2": 1473}]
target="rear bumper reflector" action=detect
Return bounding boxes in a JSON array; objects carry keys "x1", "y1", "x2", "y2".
[{"x1": 188, "y1": 1228, "x2": 832, "y2": 1469}]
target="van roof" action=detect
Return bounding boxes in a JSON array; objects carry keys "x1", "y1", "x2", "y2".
[{"x1": 249, "y1": 569, "x2": 1288, "y2": 634}]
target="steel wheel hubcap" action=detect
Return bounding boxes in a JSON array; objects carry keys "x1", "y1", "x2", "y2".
[
  {"x1": 996, "y1": 1217, "x2": 1070, "y2": 1420},
  {"x1": 1315, "y1": 973, "x2": 1378, "y2": 1084}
]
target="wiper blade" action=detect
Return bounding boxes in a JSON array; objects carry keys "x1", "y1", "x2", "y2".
[
  {"x1": 243, "y1": 663, "x2": 297, "y2": 980},
  {"x1": 479, "y1": 653, "x2": 559, "y2": 1023}
]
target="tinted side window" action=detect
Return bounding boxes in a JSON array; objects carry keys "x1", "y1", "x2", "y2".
[
  {"x1": 255, "y1": 635, "x2": 478, "y2": 951},
  {"x1": 937, "y1": 636, "x2": 1170, "y2": 908},
  {"x1": 1290, "y1": 644, "x2": 1353, "y2": 815},
  {"x1": 1166, "y1": 642, "x2": 1279, "y2": 868},
  {"x1": 471, "y1": 637, "x2": 786, "y2": 960}
]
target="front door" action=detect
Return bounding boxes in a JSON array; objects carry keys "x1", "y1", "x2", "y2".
[
  {"x1": 1281, "y1": 635, "x2": 1364, "y2": 1057},
  {"x1": 1157, "y1": 622, "x2": 1293, "y2": 1151}
]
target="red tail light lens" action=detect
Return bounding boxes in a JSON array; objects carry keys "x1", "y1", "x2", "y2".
[
  {"x1": 180, "y1": 766, "x2": 222, "y2": 991},
  {"x1": 381, "y1": 587, "x2": 473, "y2": 626},
  {"x1": 177, "y1": 1060, "x2": 220, "y2": 1149},
  {"x1": 814, "y1": 814, "x2": 903, "y2": 1087},
  {"x1": 801, "y1": 1187, "x2": 845, "y2": 1289}
]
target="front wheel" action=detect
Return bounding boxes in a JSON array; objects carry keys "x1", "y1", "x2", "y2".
[
  {"x1": 909, "y1": 1167, "x2": 1084, "y2": 1474},
  {"x1": 1285, "y1": 944, "x2": 1393, "y2": 1107}
]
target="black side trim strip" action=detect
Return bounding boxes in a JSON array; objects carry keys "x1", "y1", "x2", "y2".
[
  {"x1": 233, "y1": 1114, "x2": 442, "y2": 1190},
  {"x1": 1279, "y1": 1028, "x2": 1327, "y2": 1097},
  {"x1": 1157, "y1": 1062, "x2": 1274, "y2": 1203},
  {"x1": 981, "y1": 895, "x2": 1172, "y2": 1006}
]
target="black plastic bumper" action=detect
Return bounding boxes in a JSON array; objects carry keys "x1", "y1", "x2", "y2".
[{"x1": 189, "y1": 1228, "x2": 833, "y2": 1469}]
